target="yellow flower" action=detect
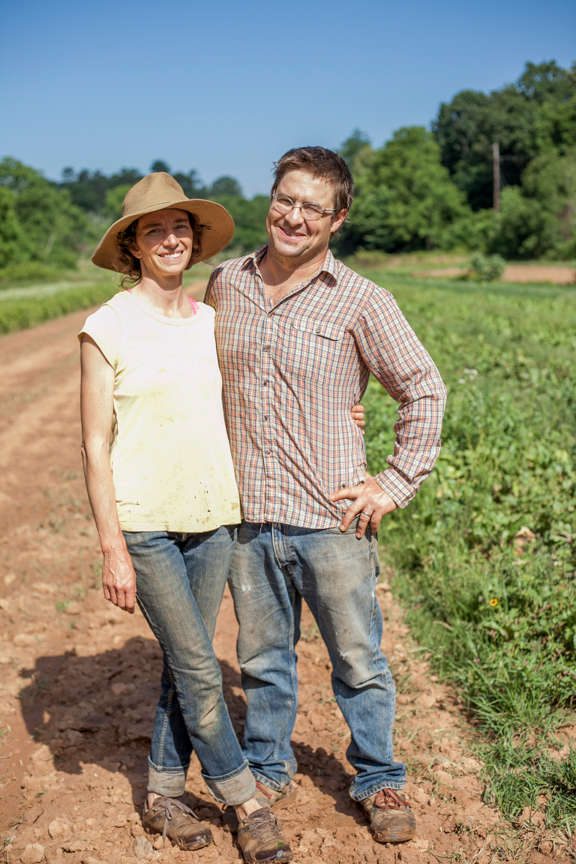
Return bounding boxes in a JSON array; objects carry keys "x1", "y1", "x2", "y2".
[{"x1": 488, "y1": 597, "x2": 499, "y2": 607}]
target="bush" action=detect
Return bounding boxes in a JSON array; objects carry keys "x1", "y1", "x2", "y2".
[
  {"x1": 440, "y1": 208, "x2": 499, "y2": 252},
  {"x1": 468, "y1": 252, "x2": 505, "y2": 281}
]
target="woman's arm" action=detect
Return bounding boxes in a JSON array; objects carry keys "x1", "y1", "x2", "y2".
[{"x1": 80, "y1": 335, "x2": 136, "y2": 613}]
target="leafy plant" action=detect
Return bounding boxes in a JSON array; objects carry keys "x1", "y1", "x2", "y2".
[
  {"x1": 468, "y1": 252, "x2": 506, "y2": 281},
  {"x1": 360, "y1": 267, "x2": 576, "y2": 828}
]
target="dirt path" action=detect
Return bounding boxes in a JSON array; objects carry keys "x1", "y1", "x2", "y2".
[
  {"x1": 415, "y1": 264, "x2": 575, "y2": 284},
  {"x1": 0, "y1": 311, "x2": 570, "y2": 864}
]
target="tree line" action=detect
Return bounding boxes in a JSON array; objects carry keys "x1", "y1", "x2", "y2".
[{"x1": 1, "y1": 60, "x2": 574, "y2": 278}]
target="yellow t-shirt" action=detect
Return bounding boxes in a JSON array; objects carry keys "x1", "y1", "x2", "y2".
[{"x1": 80, "y1": 291, "x2": 241, "y2": 532}]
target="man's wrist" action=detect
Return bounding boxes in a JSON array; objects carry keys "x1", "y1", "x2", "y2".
[{"x1": 374, "y1": 471, "x2": 414, "y2": 509}]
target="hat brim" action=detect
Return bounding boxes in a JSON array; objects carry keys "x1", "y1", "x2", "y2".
[{"x1": 91, "y1": 198, "x2": 235, "y2": 273}]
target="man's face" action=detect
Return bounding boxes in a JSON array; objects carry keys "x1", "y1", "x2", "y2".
[{"x1": 266, "y1": 170, "x2": 347, "y2": 268}]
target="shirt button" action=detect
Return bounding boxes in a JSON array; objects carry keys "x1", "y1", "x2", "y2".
[
  {"x1": 263, "y1": 344, "x2": 271, "y2": 351},
  {"x1": 263, "y1": 380, "x2": 268, "y2": 386}
]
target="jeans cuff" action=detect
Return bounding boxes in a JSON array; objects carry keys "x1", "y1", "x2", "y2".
[
  {"x1": 203, "y1": 762, "x2": 256, "y2": 807},
  {"x1": 350, "y1": 781, "x2": 405, "y2": 802},
  {"x1": 148, "y1": 762, "x2": 187, "y2": 797},
  {"x1": 251, "y1": 772, "x2": 289, "y2": 793}
]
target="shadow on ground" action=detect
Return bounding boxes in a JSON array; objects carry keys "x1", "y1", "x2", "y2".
[{"x1": 19, "y1": 638, "x2": 361, "y2": 824}]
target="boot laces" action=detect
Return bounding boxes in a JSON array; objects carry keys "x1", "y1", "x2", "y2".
[
  {"x1": 245, "y1": 808, "x2": 282, "y2": 847},
  {"x1": 154, "y1": 797, "x2": 199, "y2": 840},
  {"x1": 374, "y1": 788, "x2": 409, "y2": 809}
]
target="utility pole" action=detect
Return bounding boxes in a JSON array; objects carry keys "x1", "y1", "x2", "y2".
[{"x1": 492, "y1": 142, "x2": 501, "y2": 211}]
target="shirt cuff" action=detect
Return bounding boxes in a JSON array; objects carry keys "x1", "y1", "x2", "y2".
[{"x1": 374, "y1": 470, "x2": 415, "y2": 509}]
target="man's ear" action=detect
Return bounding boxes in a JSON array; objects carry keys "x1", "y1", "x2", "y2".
[{"x1": 330, "y1": 209, "x2": 348, "y2": 235}]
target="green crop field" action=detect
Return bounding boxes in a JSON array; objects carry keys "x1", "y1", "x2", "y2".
[
  {"x1": 0, "y1": 263, "x2": 213, "y2": 333},
  {"x1": 0, "y1": 263, "x2": 114, "y2": 333},
  {"x1": 361, "y1": 270, "x2": 576, "y2": 830}
]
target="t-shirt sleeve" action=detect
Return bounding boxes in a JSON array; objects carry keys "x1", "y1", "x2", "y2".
[{"x1": 78, "y1": 304, "x2": 121, "y2": 369}]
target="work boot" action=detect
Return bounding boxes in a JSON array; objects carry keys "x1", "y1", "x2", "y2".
[
  {"x1": 361, "y1": 788, "x2": 416, "y2": 843},
  {"x1": 142, "y1": 795, "x2": 213, "y2": 850},
  {"x1": 236, "y1": 806, "x2": 292, "y2": 862}
]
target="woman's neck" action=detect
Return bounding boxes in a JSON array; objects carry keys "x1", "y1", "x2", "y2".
[{"x1": 132, "y1": 276, "x2": 194, "y2": 318}]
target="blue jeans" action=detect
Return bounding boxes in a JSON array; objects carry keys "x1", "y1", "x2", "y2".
[
  {"x1": 124, "y1": 526, "x2": 255, "y2": 806},
  {"x1": 229, "y1": 522, "x2": 406, "y2": 801}
]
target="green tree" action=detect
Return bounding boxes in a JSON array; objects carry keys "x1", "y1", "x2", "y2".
[
  {"x1": 0, "y1": 158, "x2": 89, "y2": 269},
  {"x1": 214, "y1": 194, "x2": 268, "y2": 252},
  {"x1": 0, "y1": 157, "x2": 47, "y2": 193},
  {"x1": 522, "y1": 149, "x2": 576, "y2": 256},
  {"x1": 104, "y1": 184, "x2": 133, "y2": 220},
  {"x1": 0, "y1": 187, "x2": 28, "y2": 267},
  {"x1": 348, "y1": 127, "x2": 469, "y2": 252},
  {"x1": 62, "y1": 168, "x2": 110, "y2": 212},
  {"x1": 434, "y1": 87, "x2": 540, "y2": 209},
  {"x1": 339, "y1": 129, "x2": 373, "y2": 176},
  {"x1": 61, "y1": 166, "x2": 76, "y2": 184},
  {"x1": 491, "y1": 150, "x2": 576, "y2": 259},
  {"x1": 517, "y1": 60, "x2": 574, "y2": 104},
  {"x1": 150, "y1": 159, "x2": 171, "y2": 173},
  {"x1": 433, "y1": 61, "x2": 576, "y2": 211},
  {"x1": 173, "y1": 170, "x2": 206, "y2": 199},
  {"x1": 208, "y1": 175, "x2": 243, "y2": 199}
]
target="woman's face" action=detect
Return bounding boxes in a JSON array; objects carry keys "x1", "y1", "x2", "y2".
[{"x1": 131, "y1": 208, "x2": 194, "y2": 281}]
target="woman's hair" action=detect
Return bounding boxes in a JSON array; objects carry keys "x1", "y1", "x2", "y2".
[
  {"x1": 271, "y1": 146, "x2": 354, "y2": 212},
  {"x1": 116, "y1": 212, "x2": 203, "y2": 287}
]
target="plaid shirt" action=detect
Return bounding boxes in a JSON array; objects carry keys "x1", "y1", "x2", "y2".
[{"x1": 205, "y1": 248, "x2": 446, "y2": 529}]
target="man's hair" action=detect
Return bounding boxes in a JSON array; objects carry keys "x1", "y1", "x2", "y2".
[{"x1": 271, "y1": 146, "x2": 354, "y2": 212}]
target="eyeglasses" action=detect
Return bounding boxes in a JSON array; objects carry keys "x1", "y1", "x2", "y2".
[{"x1": 270, "y1": 193, "x2": 338, "y2": 221}]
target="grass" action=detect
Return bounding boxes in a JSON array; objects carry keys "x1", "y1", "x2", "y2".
[
  {"x1": 0, "y1": 273, "x2": 114, "y2": 334},
  {"x1": 359, "y1": 267, "x2": 576, "y2": 831},
  {"x1": 0, "y1": 259, "x2": 213, "y2": 333}
]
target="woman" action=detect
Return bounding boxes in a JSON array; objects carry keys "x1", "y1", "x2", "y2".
[{"x1": 79, "y1": 172, "x2": 292, "y2": 863}]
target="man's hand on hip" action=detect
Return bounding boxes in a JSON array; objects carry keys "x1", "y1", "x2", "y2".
[{"x1": 330, "y1": 476, "x2": 397, "y2": 538}]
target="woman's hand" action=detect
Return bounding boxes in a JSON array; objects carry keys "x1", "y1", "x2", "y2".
[
  {"x1": 351, "y1": 402, "x2": 366, "y2": 432},
  {"x1": 102, "y1": 545, "x2": 137, "y2": 613}
]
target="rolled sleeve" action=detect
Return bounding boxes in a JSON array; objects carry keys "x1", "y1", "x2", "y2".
[{"x1": 353, "y1": 287, "x2": 447, "y2": 506}]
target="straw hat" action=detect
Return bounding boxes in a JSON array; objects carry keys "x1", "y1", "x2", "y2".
[{"x1": 91, "y1": 172, "x2": 235, "y2": 272}]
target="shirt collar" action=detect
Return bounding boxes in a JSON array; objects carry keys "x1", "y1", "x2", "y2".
[
  {"x1": 241, "y1": 246, "x2": 338, "y2": 284},
  {"x1": 241, "y1": 246, "x2": 267, "y2": 272}
]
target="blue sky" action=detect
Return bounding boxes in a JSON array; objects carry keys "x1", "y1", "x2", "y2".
[{"x1": 2, "y1": 0, "x2": 574, "y2": 197}]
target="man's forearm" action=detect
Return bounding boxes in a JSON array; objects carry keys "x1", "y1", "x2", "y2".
[{"x1": 375, "y1": 377, "x2": 447, "y2": 508}]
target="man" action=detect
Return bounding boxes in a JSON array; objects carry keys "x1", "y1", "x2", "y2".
[{"x1": 205, "y1": 146, "x2": 446, "y2": 845}]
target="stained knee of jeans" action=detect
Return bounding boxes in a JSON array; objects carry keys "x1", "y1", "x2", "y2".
[
  {"x1": 239, "y1": 642, "x2": 294, "y2": 680},
  {"x1": 333, "y1": 651, "x2": 395, "y2": 691},
  {"x1": 192, "y1": 693, "x2": 230, "y2": 733}
]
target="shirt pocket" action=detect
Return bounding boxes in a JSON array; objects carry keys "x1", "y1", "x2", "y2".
[{"x1": 279, "y1": 317, "x2": 344, "y2": 383}]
